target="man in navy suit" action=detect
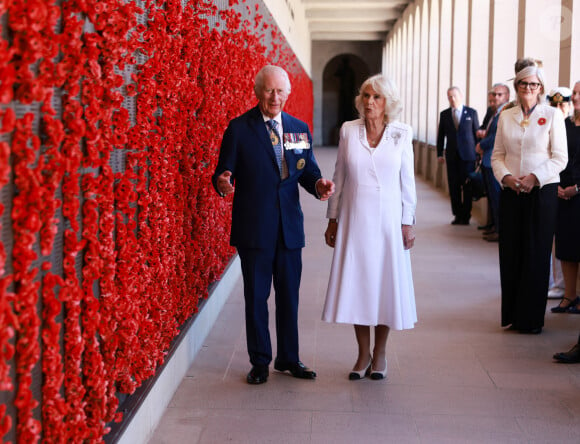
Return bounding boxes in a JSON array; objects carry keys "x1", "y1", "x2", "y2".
[
  {"x1": 476, "y1": 83, "x2": 510, "y2": 241},
  {"x1": 212, "y1": 65, "x2": 334, "y2": 384},
  {"x1": 437, "y1": 86, "x2": 480, "y2": 224}
]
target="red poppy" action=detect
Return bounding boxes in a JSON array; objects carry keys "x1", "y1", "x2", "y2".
[
  {"x1": 538, "y1": 117, "x2": 546, "y2": 125},
  {"x1": 0, "y1": 0, "x2": 313, "y2": 440}
]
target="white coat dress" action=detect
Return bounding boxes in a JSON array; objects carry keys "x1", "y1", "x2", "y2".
[{"x1": 322, "y1": 119, "x2": 417, "y2": 329}]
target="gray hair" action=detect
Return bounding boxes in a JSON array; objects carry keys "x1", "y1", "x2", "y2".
[
  {"x1": 254, "y1": 65, "x2": 291, "y2": 95},
  {"x1": 514, "y1": 66, "x2": 545, "y2": 101},
  {"x1": 448, "y1": 86, "x2": 462, "y2": 95},
  {"x1": 355, "y1": 74, "x2": 402, "y2": 122},
  {"x1": 492, "y1": 82, "x2": 510, "y2": 97}
]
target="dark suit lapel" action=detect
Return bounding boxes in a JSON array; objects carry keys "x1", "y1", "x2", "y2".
[
  {"x1": 443, "y1": 108, "x2": 452, "y2": 123},
  {"x1": 248, "y1": 106, "x2": 278, "y2": 167},
  {"x1": 281, "y1": 113, "x2": 300, "y2": 178},
  {"x1": 490, "y1": 113, "x2": 499, "y2": 133},
  {"x1": 280, "y1": 112, "x2": 296, "y2": 177},
  {"x1": 459, "y1": 108, "x2": 467, "y2": 128},
  {"x1": 444, "y1": 108, "x2": 456, "y2": 133}
]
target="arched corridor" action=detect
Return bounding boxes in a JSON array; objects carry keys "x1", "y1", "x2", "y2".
[
  {"x1": 321, "y1": 54, "x2": 369, "y2": 146},
  {"x1": 3, "y1": 1, "x2": 580, "y2": 441},
  {"x1": 149, "y1": 147, "x2": 580, "y2": 443}
]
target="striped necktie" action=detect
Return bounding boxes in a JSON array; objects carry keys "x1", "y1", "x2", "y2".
[{"x1": 266, "y1": 120, "x2": 288, "y2": 179}]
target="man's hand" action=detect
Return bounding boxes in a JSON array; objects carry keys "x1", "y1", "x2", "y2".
[
  {"x1": 475, "y1": 143, "x2": 483, "y2": 156},
  {"x1": 316, "y1": 178, "x2": 335, "y2": 201},
  {"x1": 216, "y1": 170, "x2": 235, "y2": 196}
]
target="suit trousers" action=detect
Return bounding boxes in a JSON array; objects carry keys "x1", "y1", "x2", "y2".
[
  {"x1": 445, "y1": 151, "x2": 474, "y2": 221},
  {"x1": 482, "y1": 165, "x2": 501, "y2": 230},
  {"x1": 498, "y1": 184, "x2": 558, "y2": 329},
  {"x1": 237, "y1": 231, "x2": 302, "y2": 367}
]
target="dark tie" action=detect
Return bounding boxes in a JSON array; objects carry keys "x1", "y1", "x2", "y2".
[{"x1": 266, "y1": 120, "x2": 287, "y2": 179}]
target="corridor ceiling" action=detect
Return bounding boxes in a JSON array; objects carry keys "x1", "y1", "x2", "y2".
[{"x1": 303, "y1": 0, "x2": 413, "y2": 41}]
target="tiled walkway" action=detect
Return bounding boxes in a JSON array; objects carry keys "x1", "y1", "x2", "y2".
[{"x1": 149, "y1": 146, "x2": 580, "y2": 444}]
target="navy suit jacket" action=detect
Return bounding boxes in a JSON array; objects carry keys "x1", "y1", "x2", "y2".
[
  {"x1": 212, "y1": 106, "x2": 322, "y2": 250},
  {"x1": 437, "y1": 106, "x2": 479, "y2": 161},
  {"x1": 479, "y1": 106, "x2": 494, "y2": 133},
  {"x1": 479, "y1": 111, "x2": 501, "y2": 168}
]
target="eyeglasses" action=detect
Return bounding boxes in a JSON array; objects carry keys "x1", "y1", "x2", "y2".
[
  {"x1": 518, "y1": 81, "x2": 541, "y2": 91},
  {"x1": 490, "y1": 92, "x2": 506, "y2": 96}
]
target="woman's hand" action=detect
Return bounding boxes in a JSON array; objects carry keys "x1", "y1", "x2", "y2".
[
  {"x1": 502, "y1": 173, "x2": 538, "y2": 194},
  {"x1": 325, "y1": 219, "x2": 338, "y2": 247},
  {"x1": 559, "y1": 185, "x2": 579, "y2": 200},
  {"x1": 402, "y1": 225, "x2": 415, "y2": 250},
  {"x1": 502, "y1": 174, "x2": 521, "y2": 193},
  {"x1": 557, "y1": 185, "x2": 566, "y2": 199},
  {"x1": 517, "y1": 173, "x2": 538, "y2": 193}
]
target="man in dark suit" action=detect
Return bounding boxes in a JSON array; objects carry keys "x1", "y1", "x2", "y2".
[
  {"x1": 476, "y1": 83, "x2": 510, "y2": 242},
  {"x1": 475, "y1": 89, "x2": 496, "y2": 231},
  {"x1": 212, "y1": 65, "x2": 334, "y2": 385},
  {"x1": 437, "y1": 86, "x2": 480, "y2": 224},
  {"x1": 477, "y1": 89, "x2": 495, "y2": 138}
]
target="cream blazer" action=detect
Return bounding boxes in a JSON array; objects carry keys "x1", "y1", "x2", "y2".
[{"x1": 491, "y1": 104, "x2": 568, "y2": 187}]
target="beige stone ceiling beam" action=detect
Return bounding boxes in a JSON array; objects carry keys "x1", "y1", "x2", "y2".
[{"x1": 302, "y1": 0, "x2": 411, "y2": 41}]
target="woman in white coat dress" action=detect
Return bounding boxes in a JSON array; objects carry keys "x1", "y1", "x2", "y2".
[
  {"x1": 491, "y1": 65, "x2": 568, "y2": 334},
  {"x1": 322, "y1": 74, "x2": 417, "y2": 380}
]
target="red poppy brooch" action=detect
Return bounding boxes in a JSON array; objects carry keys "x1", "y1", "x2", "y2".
[{"x1": 538, "y1": 117, "x2": 546, "y2": 126}]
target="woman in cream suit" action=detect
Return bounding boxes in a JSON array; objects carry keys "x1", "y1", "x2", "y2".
[
  {"x1": 323, "y1": 74, "x2": 417, "y2": 380},
  {"x1": 491, "y1": 65, "x2": 568, "y2": 334}
]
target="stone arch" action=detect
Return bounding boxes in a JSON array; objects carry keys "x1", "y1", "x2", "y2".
[{"x1": 321, "y1": 54, "x2": 370, "y2": 145}]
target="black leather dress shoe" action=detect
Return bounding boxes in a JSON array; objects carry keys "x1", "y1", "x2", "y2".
[
  {"x1": 553, "y1": 343, "x2": 580, "y2": 363},
  {"x1": 518, "y1": 327, "x2": 542, "y2": 334},
  {"x1": 247, "y1": 365, "x2": 269, "y2": 384},
  {"x1": 274, "y1": 359, "x2": 317, "y2": 379}
]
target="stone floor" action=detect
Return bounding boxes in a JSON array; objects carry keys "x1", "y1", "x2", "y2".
[{"x1": 149, "y1": 146, "x2": 580, "y2": 444}]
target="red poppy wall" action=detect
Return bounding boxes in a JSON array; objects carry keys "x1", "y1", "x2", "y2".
[{"x1": 0, "y1": 0, "x2": 313, "y2": 441}]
